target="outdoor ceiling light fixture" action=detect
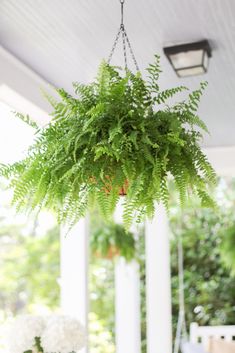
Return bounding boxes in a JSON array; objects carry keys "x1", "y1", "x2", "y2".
[{"x1": 164, "y1": 40, "x2": 212, "y2": 78}]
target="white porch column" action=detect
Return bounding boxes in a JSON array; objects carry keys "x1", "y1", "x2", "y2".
[
  {"x1": 145, "y1": 205, "x2": 172, "y2": 353},
  {"x1": 60, "y1": 218, "x2": 89, "y2": 353},
  {"x1": 114, "y1": 200, "x2": 141, "y2": 353}
]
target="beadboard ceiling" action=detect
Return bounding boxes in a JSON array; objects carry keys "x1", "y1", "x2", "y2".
[{"x1": 0, "y1": 0, "x2": 235, "y2": 147}]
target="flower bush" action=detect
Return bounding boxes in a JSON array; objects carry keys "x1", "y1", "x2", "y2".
[
  {"x1": 41, "y1": 315, "x2": 86, "y2": 353},
  {"x1": 6, "y1": 314, "x2": 86, "y2": 353},
  {"x1": 6, "y1": 315, "x2": 45, "y2": 353}
]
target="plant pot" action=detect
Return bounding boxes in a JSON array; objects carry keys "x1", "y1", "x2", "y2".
[
  {"x1": 90, "y1": 176, "x2": 128, "y2": 196},
  {"x1": 103, "y1": 176, "x2": 128, "y2": 196},
  {"x1": 118, "y1": 179, "x2": 128, "y2": 196},
  {"x1": 94, "y1": 245, "x2": 120, "y2": 260}
]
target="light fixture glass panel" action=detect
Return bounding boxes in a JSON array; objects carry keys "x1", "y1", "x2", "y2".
[
  {"x1": 203, "y1": 52, "x2": 209, "y2": 71},
  {"x1": 177, "y1": 66, "x2": 206, "y2": 78},
  {"x1": 170, "y1": 49, "x2": 204, "y2": 70}
]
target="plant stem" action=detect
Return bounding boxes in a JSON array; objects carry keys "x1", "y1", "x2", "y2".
[{"x1": 34, "y1": 337, "x2": 43, "y2": 353}]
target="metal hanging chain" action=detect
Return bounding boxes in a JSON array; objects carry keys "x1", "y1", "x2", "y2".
[
  {"x1": 121, "y1": 29, "x2": 128, "y2": 70},
  {"x1": 107, "y1": 0, "x2": 140, "y2": 72},
  {"x1": 123, "y1": 30, "x2": 140, "y2": 71},
  {"x1": 120, "y1": 0, "x2": 124, "y2": 27},
  {"x1": 107, "y1": 27, "x2": 122, "y2": 64}
]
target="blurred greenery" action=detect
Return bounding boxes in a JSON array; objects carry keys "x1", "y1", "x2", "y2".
[
  {"x1": 0, "y1": 186, "x2": 60, "y2": 352},
  {"x1": 89, "y1": 178, "x2": 235, "y2": 352},
  {"x1": 0, "y1": 219, "x2": 60, "y2": 319},
  {"x1": 170, "y1": 178, "x2": 235, "y2": 337},
  {"x1": 89, "y1": 312, "x2": 115, "y2": 353},
  {"x1": 220, "y1": 224, "x2": 235, "y2": 276},
  {"x1": 1, "y1": 179, "x2": 235, "y2": 353},
  {"x1": 89, "y1": 258, "x2": 115, "y2": 338},
  {"x1": 171, "y1": 211, "x2": 235, "y2": 333}
]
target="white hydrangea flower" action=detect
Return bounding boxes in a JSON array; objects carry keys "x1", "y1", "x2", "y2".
[
  {"x1": 41, "y1": 315, "x2": 86, "y2": 353},
  {"x1": 6, "y1": 314, "x2": 45, "y2": 353}
]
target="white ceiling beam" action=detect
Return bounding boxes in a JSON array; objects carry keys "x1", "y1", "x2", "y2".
[{"x1": 0, "y1": 45, "x2": 52, "y2": 125}]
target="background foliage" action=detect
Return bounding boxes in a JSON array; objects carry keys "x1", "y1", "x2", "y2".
[
  {"x1": 0, "y1": 180, "x2": 235, "y2": 352},
  {"x1": 0, "y1": 201, "x2": 60, "y2": 319},
  {"x1": 170, "y1": 178, "x2": 235, "y2": 333}
]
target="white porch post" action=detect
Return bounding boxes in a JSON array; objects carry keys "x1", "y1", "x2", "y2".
[
  {"x1": 60, "y1": 218, "x2": 89, "y2": 353},
  {"x1": 145, "y1": 205, "x2": 172, "y2": 353},
  {"x1": 114, "y1": 200, "x2": 141, "y2": 353}
]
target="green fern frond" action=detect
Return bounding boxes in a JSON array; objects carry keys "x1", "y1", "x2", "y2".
[
  {"x1": 14, "y1": 112, "x2": 38, "y2": 129},
  {"x1": 156, "y1": 86, "x2": 188, "y2": 104}
]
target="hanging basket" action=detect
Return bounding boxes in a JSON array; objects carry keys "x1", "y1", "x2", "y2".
[
  {"x1": 91, "y1": 223, "x2": 136, "y2": 261},
  {"x1": 104, "y1": 177, "x2": 128, "y2": 196},
  {"x1": 119, "y1": 180, "x2": 128, "y2": 196},
  {"x1": 94, "y1": 245, "x2": 120, "y2": 260},
  {"x1": 90, "y1": 176, "x2": 128, "y2": 196}
]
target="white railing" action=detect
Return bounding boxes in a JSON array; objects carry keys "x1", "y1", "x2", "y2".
[{"x1": 190, "y1": 322, "x2": 235, "y2": 348}]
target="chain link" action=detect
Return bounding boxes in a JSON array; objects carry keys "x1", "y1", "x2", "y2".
[
  {"x1": 123, "y1": 30, "x2": 140, "y2": 72},
  {"x1": 107, "y1": 27, "x2": 122, "y2": 64},
  {"x1": 121, "y1": 0, "x2": 124, "y2": 26},
  {"x1": 107, "y1": 0, "x2": 140, "y2": 72},
  {"x1": 121, "y1": 30, "x2": 128, "y2": 70}
]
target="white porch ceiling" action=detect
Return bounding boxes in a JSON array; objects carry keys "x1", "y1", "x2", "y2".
[{"x1": 0, "y1": 0, "x2": 235, "y2": 147}]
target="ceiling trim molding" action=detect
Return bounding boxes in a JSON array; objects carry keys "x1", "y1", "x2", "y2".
[
  {"x1": 0, "y1": 45, "x2": 54, "y2": 123},
  {"x1": 0, "y1": 45, "x2": 49, "y2": 87}
]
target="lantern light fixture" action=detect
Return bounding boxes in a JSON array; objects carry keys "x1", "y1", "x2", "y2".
[{"x1": 164, "y1": 40, "x2": 212, "y2": 78}]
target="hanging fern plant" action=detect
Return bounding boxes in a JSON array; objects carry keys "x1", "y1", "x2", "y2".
[
  {"x1": 0, "y1": 56, "x2": 216, "y2": 228},
  {"x1": 91, "y1": 223, "x2": 136, "y2": 261}
]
